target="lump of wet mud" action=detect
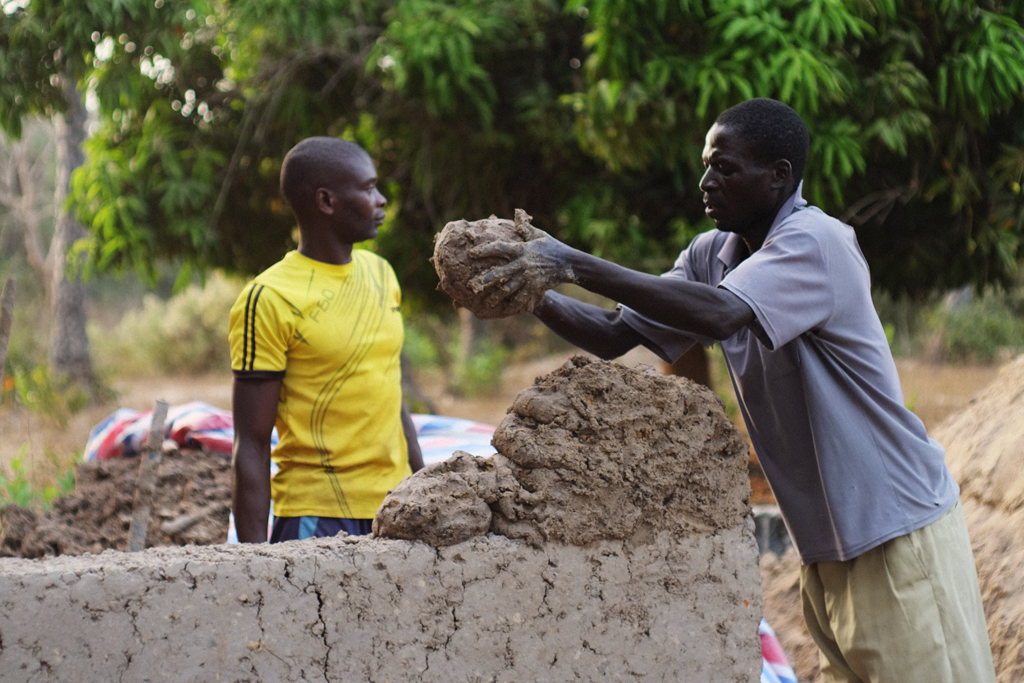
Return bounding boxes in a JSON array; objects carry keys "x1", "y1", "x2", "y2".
[
  {"x1": 374, "y1": 355, "x2": 751, "y2": 547},
  {"x1": 431, "y1": 209, "x2": 546, "y2": 319},
  {"x1": 373, "y1": 453, "x2": 494, "y2": 545}
]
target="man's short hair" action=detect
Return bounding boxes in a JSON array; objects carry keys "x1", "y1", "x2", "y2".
[
  {"x1": 280, "y1": 137, "x2": 370, "y2": 213},
  {"x1": 715, "y1": 99, "x2": 809, "y2": 182}
]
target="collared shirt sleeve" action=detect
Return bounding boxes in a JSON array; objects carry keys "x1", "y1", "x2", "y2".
[
  {"x1": 719, "y1": 220, "x2": 834, "y2": 350},
  {"x1": 229, "y1": 282, "x2": 290, "y2": 380}
]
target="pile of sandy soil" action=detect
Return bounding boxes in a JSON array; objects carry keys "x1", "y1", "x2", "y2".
[
  {"x1": 0, "y1": 449, "x2": 230, "y2": 558},
  {"x1": 759, "y1": 354, "x2": 1024, "y2": 683}
]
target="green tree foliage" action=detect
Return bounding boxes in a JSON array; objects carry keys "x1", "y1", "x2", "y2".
[
  {"x1": 65, "y1": 0, "x2": 1024, "y2": 308},
  {"x1": 75, "y1": 0, "x2": 609, "y2": 306},
  {"x1": 568, "y1": 0, "x2": 1024, "y2": 296},
  {"x1": 0, "y1": 0, "x2": 196, "y2": 386}
]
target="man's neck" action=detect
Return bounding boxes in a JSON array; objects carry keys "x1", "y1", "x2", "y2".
[
  {"x1": 737, "y1": 218, "x2": 773, "y2": 256},
  {"x1": 298, "y1": 239, "x2": 354, "y2": 266},
  {"x1": 740, "y1": 184, "x2": 797, "y2": 255}
]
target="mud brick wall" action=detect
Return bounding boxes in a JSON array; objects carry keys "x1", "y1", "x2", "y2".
[
  {"x1": 0, "y1": 358, "x2": 763, "y2": 682},
  {"x1": 0, "y1": 527, "x2": 759, "y2": 682}
]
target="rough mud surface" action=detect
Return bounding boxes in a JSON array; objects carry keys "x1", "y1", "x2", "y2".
[
  {"x1": 0, "y1": 449, "x2": 229, "y2": 559},
  {"x1": 0, "y1": 528, "x2": 762, "y2": 683},
  {"x1": 0, "y1": 357, "x2": 763, "y2": 683},
  {"x1": 760, "y1": 354, "x2": 1024, "y2": 683},
  {"x1": 432, "y1": 209, "x2": 547, "y2": 319},
  {"x1": 375, "y1": 355, "x2": 751, "y2": 547}
]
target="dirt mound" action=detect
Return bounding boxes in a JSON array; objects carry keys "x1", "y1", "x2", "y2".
[
  {"x1": 0, "y1": 449, "x2": 230, "y2": 559},
  {"x1": 431, "y1": 209, "x2": 547, "y2": 319},
  {"x1": 758, "y1": 353, "x2": 1024, "y2": 683},
  {"x1": 375, "y1": 355, "x2": 751, "y2": 546},
  {"x1": 935, "y1": 354, "x2": 1024, "y2": 683}
]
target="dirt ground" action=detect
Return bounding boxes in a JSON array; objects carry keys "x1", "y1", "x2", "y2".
[
  {"x1": 0, "y1": 448, "x2": 230, "y2": 558},
  {"x1": 0, "y1": 350, "x2": 1007, "y2": 682}
]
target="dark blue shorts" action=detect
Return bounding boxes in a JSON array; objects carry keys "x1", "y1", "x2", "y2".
[{"x1": 269, "y1": 516, "x2": 374, "y2": 543}]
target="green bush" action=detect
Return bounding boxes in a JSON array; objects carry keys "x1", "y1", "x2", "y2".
[
  {"x1": 873, "y1": 279, "x2": 1024, "y2": 364},
  {"x1": 0, "y1": 444, "x2": 75, "y2": 510},
  {"x1": 10, "y1": 364, "x2": 90, "y2": 426},
  {"x1": 92, "y1": 272, "x2": 242, "y2": 376},
  {"x1": 450, "y1": 338, "x2": 509, "y2": 397},
  {"x1": 402, "y1": 321, "x2": 442, "y2": 369},
  {"x1": 928, "y1": 300, "x2": 1024, "y2": 363}
]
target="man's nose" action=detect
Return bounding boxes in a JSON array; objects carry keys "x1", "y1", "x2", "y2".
[
  {"x1": 699, "y1": 168, "x2": 717, "y2": 192},
  {"x1": 375, "y1": 188, "x2": 387, "y2": 207}
]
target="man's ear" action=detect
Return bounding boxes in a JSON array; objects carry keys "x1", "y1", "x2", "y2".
[
  {"x1": 314, "y1": 187, "x2": 335, "y2": 215},
  {"x1": 771, "y1": 159, "x2": 792, "y2": 189}
]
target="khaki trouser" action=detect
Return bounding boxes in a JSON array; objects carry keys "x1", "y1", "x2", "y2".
[{"x1": 800, "y1": 500, "x2": 996, "y2": 683}]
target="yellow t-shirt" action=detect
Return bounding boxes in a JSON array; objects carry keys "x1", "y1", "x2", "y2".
[{"x1": 228, "y1": 249, "x2": 410, "y2": 519}]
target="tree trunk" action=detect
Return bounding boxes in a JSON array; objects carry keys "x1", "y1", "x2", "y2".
[
  {"x1": 48, "y1": 78, "x2": 95, "y2": 392},
  {"x1": 0, "y1": 276, "x2": 16, "y2": 389}
]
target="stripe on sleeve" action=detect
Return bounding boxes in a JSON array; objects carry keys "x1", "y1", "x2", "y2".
[
  {"x1": 242, "y1": 284, "x2": 256, "y2": 371},
  {"x1": 247, "y1": 284, "x2": 265, "y2": 371}
]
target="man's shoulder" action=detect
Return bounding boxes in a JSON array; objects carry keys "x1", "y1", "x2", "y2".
[
  {"x1": 227, "y1": 254, "x2": 303, "y2": 322},
  {"x1": 353, "y1": 248, "x2": 389, "y2": 265},
  {"x1": 353, "y1": 249, "x2": 397, "y2": 276},
  {"x1": 780, "y1": 204, "x2": 848, "y2": 234},
  {"x1": 677, "y1": 228, "x2": 731, "y2": 263},
  {"x1": 353, "y1": 249, "x2": 401, "y2": 293}
]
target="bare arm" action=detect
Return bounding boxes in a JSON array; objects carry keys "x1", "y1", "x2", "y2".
[
  {"x1": 474, "y1": 233, "x2": 755, "y2": 341},
  {"x1": 564, "y1": 243, "x2": 754, "y2": 340},
  {"x1": 232, "y1": 377, "x2": 281, "y2": 543},
  {"x1": 400, "y1": 400, "x2": 424, "y2": 472}
]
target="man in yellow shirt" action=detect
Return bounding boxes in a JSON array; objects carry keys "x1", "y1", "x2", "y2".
[{"x1": 229, "y1": 137, "x2": 423, "y2": 543}]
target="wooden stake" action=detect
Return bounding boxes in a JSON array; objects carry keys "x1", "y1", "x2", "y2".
[
  {"x1": 128, "y1": 399, "x2": 170, "y2": 552},
  {"x1": 0, "y1": 276, "x2": 16, "y2": 391}
]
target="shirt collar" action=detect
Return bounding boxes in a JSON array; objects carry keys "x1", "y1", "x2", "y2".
[{"x1": 717, "y1": 180, "x2": 806, "y2": 270}]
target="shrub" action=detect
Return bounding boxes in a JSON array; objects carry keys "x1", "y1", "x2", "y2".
[
  {"x1": 92, "y1": 272, "x2": 242, "y2": 376},
  {"x1": 9, "y1": 364, "x2": 90, "y2": 426},
  {"x1": 928, "y1": 300, "x2": 1024, "y2": 363},
  {"x1": 0, "y1": 444, "x2": 75, "y2": 510},
  {"x1": 450, "y1": 338, "x2": 509, "y2": 397},
  {"x1": 403, "y1": 321, "x2": 442, "y2": 369}
]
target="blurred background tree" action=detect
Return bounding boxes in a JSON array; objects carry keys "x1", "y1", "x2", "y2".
[
  {"x1": 0, "y1": 0, "x2": 209, "y2": 393},
  {"x1": 3, "y1": 0, "x2": 1023, "y2": 390},
  {"x1": 71, "y1": 0, "x2": 1024, "y2": 298},
  {"x1": 567, "y1": 0, "x2": 1024, "y2": 296}
]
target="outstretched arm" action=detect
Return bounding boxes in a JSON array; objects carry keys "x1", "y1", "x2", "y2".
[
  {"x1": 532, "y1": 291, "x2": 647, "y2": 360},
  {"x1": 232, "y1": 377, "x2": 280, "y2": 543},
  {"x1": 474, "y1": 231, "x2": 754, "y2": 341},
  {"x1": 566, "y1": 244, "x2": 754, "y2": 340}
]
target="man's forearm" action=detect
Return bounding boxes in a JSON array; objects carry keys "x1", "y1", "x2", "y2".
[
  {"x1": 558, "y1": 245, "x2": 754, "y2": 340},
  {"x1": 532, "y1": 292, "x2": 644, "y2": 360},
  {"x1": 232, "y1": 439, "x2": 272, "y2": 543}
]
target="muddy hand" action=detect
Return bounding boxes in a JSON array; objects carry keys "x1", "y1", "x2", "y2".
[{"x1": 469, "y1": 230, "x2": 573, "y2": 296}]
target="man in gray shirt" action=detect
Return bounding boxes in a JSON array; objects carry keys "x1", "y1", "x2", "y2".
[{"x1": 472, "y1": 98, "x2": 995, "y2": 683}]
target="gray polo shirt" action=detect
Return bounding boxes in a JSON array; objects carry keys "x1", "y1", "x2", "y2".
[{"x1": 620, "y1": 185, "x2": 958, "y2": 563}]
